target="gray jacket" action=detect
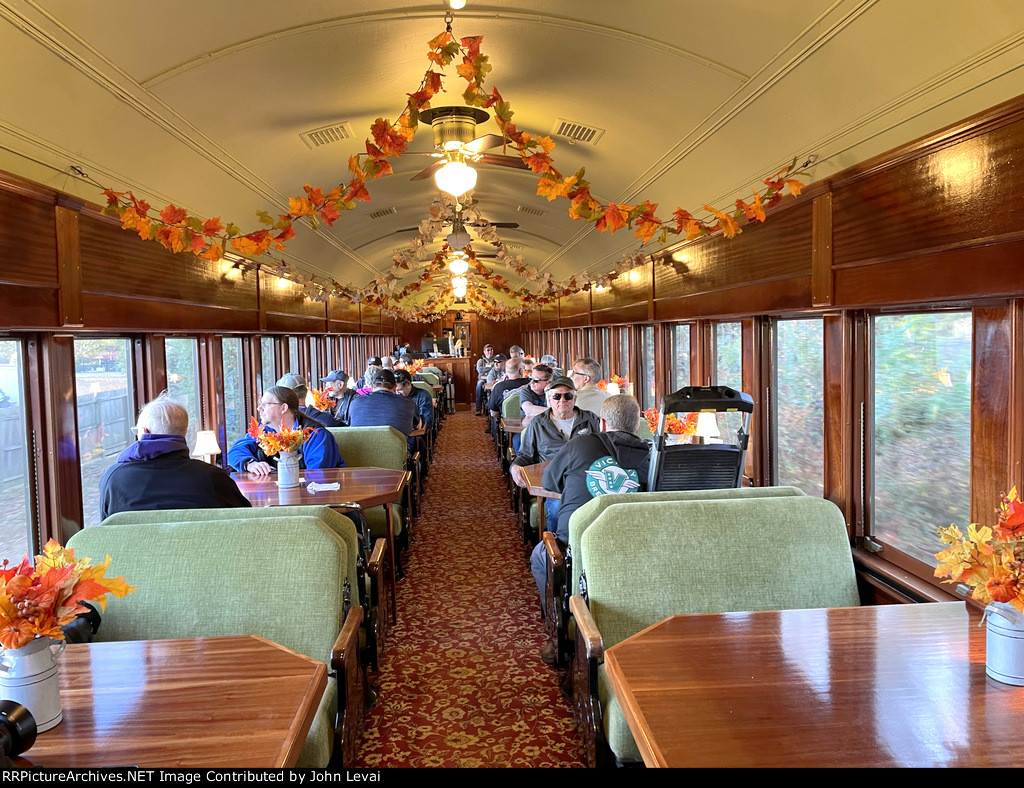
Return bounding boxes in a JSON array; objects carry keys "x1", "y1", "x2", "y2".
[{"x1": 511, "y1": 408, "x2": 600, "y2": 467}]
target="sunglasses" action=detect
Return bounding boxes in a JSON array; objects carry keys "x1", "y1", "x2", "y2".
[
  {"x1": 530, "y1": 377, "x2": 550, "y2": 383},
  {"x1": 549, "y1": 392, "x2": 576, "y2": 401}
]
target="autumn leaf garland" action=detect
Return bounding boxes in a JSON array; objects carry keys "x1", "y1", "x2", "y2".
[{"x1": 99, "y1": 25, "x2": 809, "y2": 321}]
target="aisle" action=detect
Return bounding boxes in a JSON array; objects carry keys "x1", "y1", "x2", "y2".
[{"x1": 355, "y1": 411, "x2": 585, "y2": 768}]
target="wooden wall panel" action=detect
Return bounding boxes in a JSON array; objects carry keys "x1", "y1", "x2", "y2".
[
  {"x1": 559, "y1": 290, "x2": 590, "y2": 322},
  {"x1": 972, "y1": 305, "x2": 1014, "y2": 523},
  {"x1": 0, "y1": 188, "x2": 59, "y2": 287},
  {"x1": 81, "y1": 294, "x2": 259, "y2": 332},
  {"x1": 654, "y1": 277, "x2": 812, "y2": 322},
  {"x1": 654, "y1": 201, "x2": 814, "y2": 305},
  {"x1": 329, "y1": 294, "x2": 361, "y2": 325},
  {"x1": 0, "y1": 284, "x2": 59, "y2": 329},
  {"x1": 592, "y1": 265, "x2": 651, "y2": 325},
  {"x1": 832, "y1": 114, "x2": 1024, "y2": 269},
  {"x1": 536, "y1": 301, "x2": 558, "y2": 330},
  {"x1": 261, "y1": 278, "x2": 325, "y2": 322}
]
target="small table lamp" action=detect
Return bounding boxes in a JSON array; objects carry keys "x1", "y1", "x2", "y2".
[
  {"x1": 694, "y1": 412, "x2": 722, "y2": 444},
  {"x1": 192, "y1": 430, "x2": 222, "y2": 464}
]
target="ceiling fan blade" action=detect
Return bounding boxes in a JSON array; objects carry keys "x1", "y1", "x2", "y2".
[
  {"x1": 411, "y1": 160, "x2": 445, "y2": 181},
  {"x1": 463, "y1": 134, "x2": 505, "y2": 154},
  {"x1": 476, "y1": 152, "x2": 529, "y2": 171},
  {"x1": 471, "y1": 221, "x2": 520, "y2": 229}
]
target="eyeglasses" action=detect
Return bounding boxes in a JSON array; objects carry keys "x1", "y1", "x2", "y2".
[
  {"x1": 549, "y1": 392, "x2": 576, "y2": 401},
  {"x1": 258, "y1": 400, "x2": 283, "y2": 408},
  {"x1": 570, "y1": 370, "x2": 589, "y2": 378}
]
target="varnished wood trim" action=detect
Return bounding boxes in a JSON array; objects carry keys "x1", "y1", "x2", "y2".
[
  {"x1": 853, "y1": 548, "x2": 965, "y2": 605},
  {"x1": 55, "y1": 206, "x2": 84, "y2": 327},
  {"x1": 811, "y1": 192, "x2": 833, "y2": 307}
]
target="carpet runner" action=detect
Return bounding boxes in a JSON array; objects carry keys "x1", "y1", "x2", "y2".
[{"x1": 354, "y1": 411, "x2": 586, "y2": 768}]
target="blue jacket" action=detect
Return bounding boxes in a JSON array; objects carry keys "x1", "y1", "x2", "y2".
[
  {"x1": 348, "y1": 389, "x2": 418, "y2": 436},
  {"x1": 227, "y1": 413, "x2": 345, "y2": 471},
  {"x1": 407, "y1": 387, "x2": 434, "y2": 430}
]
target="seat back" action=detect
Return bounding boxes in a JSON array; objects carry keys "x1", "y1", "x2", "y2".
[
  {"x1": 580, "y1": 497, "x2": 858, "y2": 651},
  {"x1": 418, "y1": 372, "x2": 439, "y2": 387},
  {"x1": 100, "y1": 506, "x2": 363, "y2": 607},
  {"x1": 67, "y1": 516, "x2": 347, "y2": 661},
  {"x1": 412, "y1": 381, "x2": 434, "y2": 398},
  {"x1": 568, "y1": 486, "x2": 806, "y2": 595},
  {"x1": 327, "y1": 426, "x2": 406, "y2": 471},
  {"x1": 421, "y1": 366, "x2": 444, "y2": 378},
  {"x1": 501, "y1": 391, "x2": 522, "y2": 417}
]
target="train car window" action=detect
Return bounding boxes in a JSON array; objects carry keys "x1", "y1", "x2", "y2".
[
  {"x1": 287, "y1": 336, "x2": 299, "y2": 374},
  {"x1": 260, "y1": 337, "x2": 276, "y2": 390},
  {"x1": 74, "y1": 338, "x2": 136, "y2": 527},
  {"x1": 870, "y1": 312, "x2": 971, "y2": 568},
  {"x1": 222, "y1": 337, "x2": 247, "y2": 451},
  {"x1": 165, "y1": 338, "x2": 201, "y2": 450},
  {"x1": 617, "y1": 327, "x2": 630, "y2": 379},
  {"x1": 641, "y1": 325, "x2": 656, "y2": 409},
  {"x1": 0, "y1": 339, "x2": 32, "y2": 563},
  {"x1": 309, "y1": 337, "x2": 321, "y2": 388},
  {"x1": 671, "y1": 324, "x2": 691, "y2": 391},
  {"x1": 772, "y1": 318, "x2": 824, "y2": 496},
  {"x1": 714, "y1": 322, "x2": 742, "y2": 388},
  {"x1": 598, "y1": 328, "x2": 611, "y2": 373}
]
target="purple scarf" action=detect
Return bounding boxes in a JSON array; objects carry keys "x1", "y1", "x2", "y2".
[{"x1": 115, "y1": 433, "x2": 190, "y2": 463}]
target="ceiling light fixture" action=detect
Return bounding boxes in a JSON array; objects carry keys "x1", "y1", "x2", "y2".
[
  {"x1": 448, "y1": 257, "x2": 469, "y2": 275},
  {"x1": 451, "y1": 275, "x2": 468, "y2": 290},
  {"x1": 448, "y1": 0, "x2": 467, "y2": 10},
  {"x1": 434, "y1": 157, "x2": 477, "y2": 197}
]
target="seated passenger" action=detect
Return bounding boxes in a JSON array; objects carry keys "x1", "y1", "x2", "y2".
[
  {"x1": 487, "y1": 358, "x2": 530, "y2": 416},
  {"x1": 321, "y1": 369, "x2": 357, "y2": 426},
  {"x1": 348, "y1": 369, "x2": 421, "y2": 437},
  {"x1": 394, "y1": 369, "x2": 434, "y2": 431},
  {"x1": 516, "y1": 363, "x2": 553, "y2": 423},
  {"x1": 485, "y1": 354, "x2": 509, "y2": 387},
  {"x1": 277, "y1": 372, "x2": 342, "y2": 428},
  {"x1": 227, "y1": 386, "x2": 344, "y2": 474},
  {"x1": 99, "y1": 393, "x2": 250, "y2": 521},
  {"x1": 571, "y1": 357, "x2": 611, "y2": 415},
  {"x1": 540, "y1": 354, "x2": 563, "y2": 378},
  {"x1": 356, "y1": 357, "x2": 383, "y2": 390},
  {"x1": 529, "y1": 394, "x2": 651, "y2": 610},
  {"x1": 510, "y1": 377, "x2": 599, "y2": 525},
  {"x1": 475, "y1": 344, "x2": 497, "y2": 415}
]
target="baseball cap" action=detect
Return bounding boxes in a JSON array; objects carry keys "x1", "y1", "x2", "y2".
[
  {"x1": 276, "y1": 373, "x2": 307, "y2": 391},
  {"x1": 321, "y1": 369, "x2": 348, "y2": 383},
  {"x1": 546, "y1": 376, "x2": 576, "y2": 391},
  {"x1": 540, "y1": 354, "x2": 558, "y2": 366},
  {"x1": 373, "y1": 369, "x2": 397, "y2": 387},
  {"x1": 367, "y1": 356, "x2": 383, "y2": 367},
  {"x1": 393, "y1": 369, "x2": 413, "y2": 384}
]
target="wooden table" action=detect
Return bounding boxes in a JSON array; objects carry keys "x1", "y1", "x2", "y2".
[
  {"x1": 519, "y1": 461, "x2": 559, "y2": 533},
  {"x1": 231, "y1": 466, "x2": 408, "y2": 623},
  {"x1": 17, "y1": 636, "x2": 326, "y2": 768},
  {"x1": 602, "y1": 601, "x2": 1024, "y2": 768},
  {"x1": 501, "y1": 416, "x2": 525, "y2": 434}
]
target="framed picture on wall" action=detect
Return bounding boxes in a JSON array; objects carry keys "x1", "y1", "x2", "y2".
[{"x1": 454, "y1": 321, "x2": 470, "y2": 352}]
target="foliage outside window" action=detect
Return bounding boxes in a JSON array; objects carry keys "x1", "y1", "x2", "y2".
[
  {"x1": 672, "y1": 325, "x2": 690, "y2": 391},
  {"x1": 618, "y1": 327, "x2": 630, "y2": 379},
  {"x1": 288, "y1": 337, "x2": 299, "y2": 374},
  {"x1": 714, "y1": 322, "x2": 742, "y2": 389},
  {"x1": 774, "y1": 319, "x2": 824, "y2": 496},
  {"x1": 165, "y1": 338, "x2": 201, "y2": 450},
  {"x1": 74, "y1": 338, "x2": 135, "y2": 527},
  {"x1": 642, "y1": 326, "x2": 656, "y2": 409},
  {"x1": 872, "y1": 312, "x2": 972, "y2": 568},
  {"x1": 222, "y1": 337, "x2": 246, "y2": 451},
  {"x1": 0, "y1": 340, "x2": 31, "y2": 563},
  {"x1": 260, "y1": 337, "x2": 276, "y2": 390}
]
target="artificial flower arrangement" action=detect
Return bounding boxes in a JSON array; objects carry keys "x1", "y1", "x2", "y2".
[
  {"x1": 0, "y1": 540, "x2": 136, "y2": 650},
  {"x1": 397, "y1": 358, "x2": 425, "y2": 375},
  {"x1": 596, "y1": 375, "x2": 630, "y2": 393},
  {"x1": 935, "y1": 488, "x2": 1024, "y2": 608},
  {"x1": 642, "y1": 407, "x2": 699, "y2": 438},
  {"x1": 247, "y1": 417, "x2": 314, "y2": 456},
  {"x1": 310, "y1": 388, "x2": 334, "y2": 412}
]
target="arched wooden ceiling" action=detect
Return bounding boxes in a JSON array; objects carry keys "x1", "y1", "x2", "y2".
[{"x1": 2, "y1": 1, "x2": 1023, "y2": 309}]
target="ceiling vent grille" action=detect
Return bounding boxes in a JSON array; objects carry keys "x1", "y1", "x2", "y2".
[
  {"x1": 393, "y1": 246, "x2": 411, "y2": 255},
  {"x1": 551, "y1": 118, "x2": 605, "y2": 145},
  {"x1": 516, "y1": 205, "x2": 546, "y2": 217},
  {"x1": 368, "y1": 206, "x2": 397, "y2": 220},
  {"x1": 500, "y1": 241, "x2": 525, "y2": 251},
  {"x1": 300, "y1": 122, "x2": 354, "y2": 149}
]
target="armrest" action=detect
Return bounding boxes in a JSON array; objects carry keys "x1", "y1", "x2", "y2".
[
  {"x1": 331, "y1": 605, "x2": 364, "y2": 672},
  {"x1": 367, "y1": 537, "x2": 387, "y2": 576},
  {"x1": 543, "y1": 531, "x2": 564, "y2": 568},
  {"x1": 329, "y1": 605, "x2": 365, "y2": 768},
  {"x1": 569, "y1": 594, "x2": 603, "y2": 662}
]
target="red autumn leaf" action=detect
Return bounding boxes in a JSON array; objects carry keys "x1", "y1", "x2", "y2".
[
  {"x1": 159, "y1": 204, "x2": 187, "y2": 225},
  {"x1": 129, "y1": 193, "x2": 151, "y2": 215},
  {"x1": 423, "y1": 70, "x2": 443, "y2": 96},
  {"x1": 202, "y1": 217, "x2": 224, "y2": 236},
  {"x1": 156, "y1": 225, "x2": 188, "y2": 253},
  {"x1": 595, "y1": 203, "x2": 629, "y2": 234},
  {"x1": 461, "y1": 36, "x2": 483, "y2": 60},
  {"x1": 482, "y1": 86, "x2": 503, "y2": 108},
  {"x1": 524, "y1": 152, "x2": 555, "y2": 174},
  {"x1": 274, "y1": 226, "x2": 296, "y2": 247},
  {"x1": 320, "y1": 201, "x2": 342, "y2": 225},
  {"x1": 187, "y1": 230, "x2": 206, "y2": 255},
  {"x1": 102, "y1": 189, "x2": 124, "y2": 205},
  {"x1": 346, "y1": 181, "x2": 371, "y2": 203}
]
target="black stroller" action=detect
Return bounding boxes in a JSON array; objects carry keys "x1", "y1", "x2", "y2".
[{"x1": 647, "y1": 385, "x2": 754, "y2": 492}]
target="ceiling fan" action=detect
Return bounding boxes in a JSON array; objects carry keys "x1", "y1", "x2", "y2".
[
  {"x1": 392, "y1": 203, "x2": 519, "y2": 249},
  {"x1": 409, "y1": 106, "x2": 529, "y2": 189}
]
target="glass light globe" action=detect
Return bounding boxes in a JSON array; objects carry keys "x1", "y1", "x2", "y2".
[
  {"x1": 448, "y1": 257, "x2": 469, "y2": 275},
  {"x1": 434, "y1": 160, "x2": 477, "y2": 196},
  {"x1": 451, "y1": 275, "x2": 468, "y2": 290},
  {"x1": 453, "y1": 286, "x2": 468, "y2": 298},
  {"x1": 448, "y1": 0, "x2": 467, "y2": 9}
]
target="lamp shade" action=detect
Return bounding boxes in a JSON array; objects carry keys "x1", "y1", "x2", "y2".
[
  {"x1": 453, "y1": 285, "x2": 468, "y2": 298},
  {"x1": 694, "y1": 412, "x2": 721, "y2": 441},
  {"x1": 192, "y1": 430, "x2": 222, "y2": 460},
  {"x1": 434, "y1": 159, "x2": 477, "y2": 196},
  {"x1": 450, "y1": 275, "x2": 468, "y2": 290},
  {"x1": 448, "y1": 257, "x2": 469, "y2": 275}
]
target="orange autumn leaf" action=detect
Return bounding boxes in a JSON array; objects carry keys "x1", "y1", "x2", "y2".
[
  {"x1": 703, "y1": 204, "x2": 741, "y2": 238},
  {"x1": 200, "y1": 243, "x2": 223, "y2": 262},
  {"x1": 596, "y1": 203, "x2": 630, "y2": 234},
  {"x1": 288, "y1": 196, "x2": 317, "y2": 217},
  {"x1": 230, "y1": 229, "x2": 273, "y2": 257},
  {"x1": 461, "y1": 36, "x2": 483, "y2": 60},
  {"x1": 427, "y1": 31, "x2": 454, "y2": 50},
  {"x1": 159, "y1": 204, "x2": 188, "y2": 225},
  {"x1": 785, "y1": 179, "x2": 803, "y2": 196},
  {"x1": 536, "y1": 136, "x2": 556, "y2": 155},
  {"x1": 536, "y1": 174, "x2": 577, "y2": 202},
  {"x1": 156, "y1": 225, "x2": 188, "y2": 253},
  {"x1": 202, "y1": 217, "x2": 224, "y2": 236}
]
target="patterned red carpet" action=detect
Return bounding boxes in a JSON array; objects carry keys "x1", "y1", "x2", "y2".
[{"x1": 355, "y1": 411, "x2": 585, "y2": 768}]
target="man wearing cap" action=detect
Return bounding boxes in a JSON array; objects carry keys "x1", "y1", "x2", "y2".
[
  {"x1": 475, "y1": 344, "x2": 497, "y2": 415},
  {"x1": 321, "y1": 369, "x2": 357, "y2": 427},
  {"x1": 394, "y1": 369, "x2": 434, "y2": 431},
  {"x1": 510, "y1": 376, "x2": 599, "y2": 527},
  {"x1": 357, "y1": 357, "x2": 383, "y2": 390},
  {"x1": 276, "y1": 372, "x2": 341, "y2": 428},
  {"x1": 540, "y1": 354, "x2": 563, "y2": 379},
  {"x1": 348, "y1": 368, "x2": 421, "y2": 437},
  {"x1": 484, "y1": 353, "x2": 509, "y2": 388}
]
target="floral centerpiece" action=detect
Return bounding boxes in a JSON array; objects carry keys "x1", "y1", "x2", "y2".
[
  {"x1": 935, "y1": 487, "x2": 1024, "y2": 607},
  {"x1": 642, "y1": 407, "x2": 699, "y2": 439},
  {"x1": 0, "y1": 540, "x2": 136, "y2": 650},
  {"x1": 246, "y1": 417, "x2": 314, "y2": 456},
  {"x1": 310, "y1": 388, "x2": 334, "y2": 412},
  {"x1": 596, "y1": 375, "x2": 630, "y2": 394}
]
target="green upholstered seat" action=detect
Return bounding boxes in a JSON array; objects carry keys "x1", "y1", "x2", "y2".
[
  {"x1": 68, "y1": 516, "x2": 355, "y2": 767},
  {"x1": 418, "y1": 372, "x2": 439, "y2": 387},
  {"x1": 327, "y1": 426, "x2": 407, "y2": 539},
  {"x1": 574, "y1": 496, "x2": 858, "y2": 763},
  {"x1": 501, "y1": 392, "x2": 522, "y2": 418},
  {"x1": 412, "y1": 380, "x2": 434, "y2": 397}
]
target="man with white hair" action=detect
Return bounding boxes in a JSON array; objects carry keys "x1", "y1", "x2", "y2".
[{"x1": 99, "y1": 393, "x2": 250, "y2": 520}]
